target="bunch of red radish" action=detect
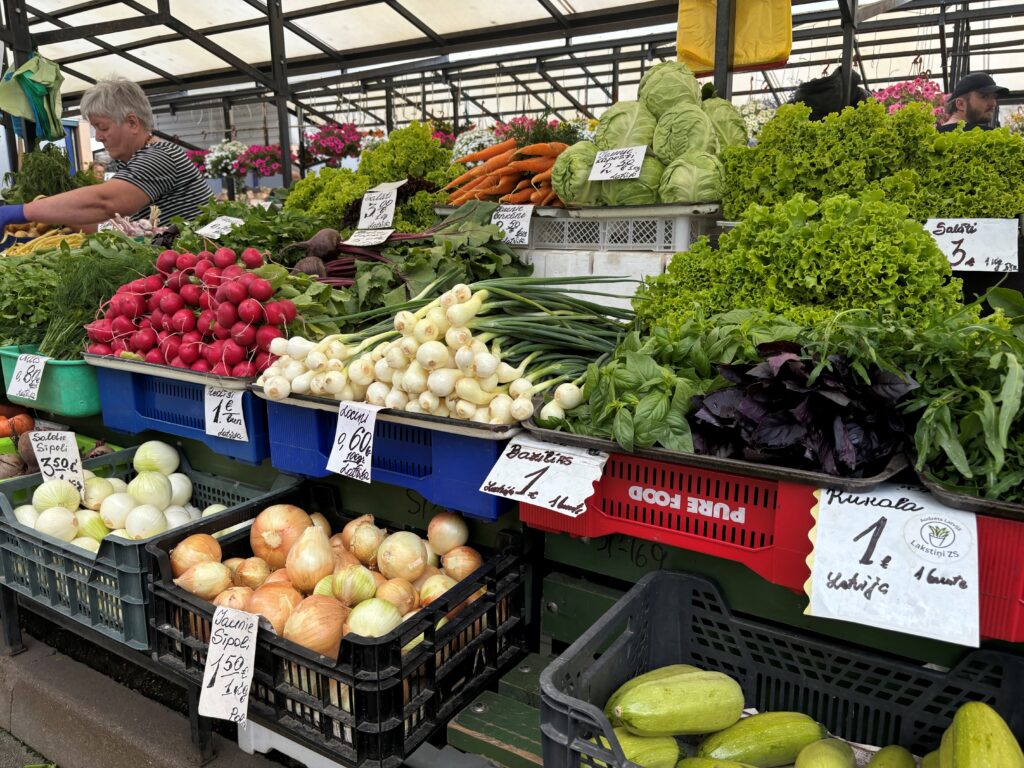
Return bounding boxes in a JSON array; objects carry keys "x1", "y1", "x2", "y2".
[{"x1": 85, "y1": 246, "x2": 295, "y2": 378}]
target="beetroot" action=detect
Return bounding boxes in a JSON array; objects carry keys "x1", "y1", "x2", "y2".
[
  {"x1": 213, "y1": 248, "x2": 237, "y2": 268},
  {"x1": 203, "y1": 267, "x2": 223, "y2": 287},
  {"x1": 191, "y1": 359, "x2": 213, "y2": 373},
  {"x1": 281, "y1": 229, "x2": 340, "y2": 262},
  {"x1": 222, "y1": 280, "x2": 247, "y2": 305},
  {"x1": 197, "y1": 309, "x2": 216, "y2": 337},
  {"x1": 241, "y1": 248, "x2": 265, "y2": 269},
  {"x1": 145, "y1": 348, "x2": 165, "y2": 364},
  {"x1": 180, "y1": 283, "x2": 203, "y2": 307},
  {"x1": 87, "y1": 342, "x2": 114, "y2": 356},
  {"x1": 237, "y1": 298, "x2": 264, "y2": 324},
  {"x1": 176, "y1": 252, "x2": 198, "y2": 271},
  {"x1": 157, "y1": 250, "x2": 179, "y2": 274},
  {"x1": 255, "y1": 325, "x2": 283, "y2": 352},
  {"x1": 215, "y1": 302, "x2": 238, "y2": 329},
  {"x1": 169, "y1": 309, "x2": 196, "y2": 334},
  {"x1": 230, "y1": 322, "x2": 257, "y2": 347},
  {"x1": 194, "y1": 259, "x2": 213, "y2": 281},
  {"x1": 231, "y1": 361, "x2": 257, "y2": 378},
  {"x1": 247, "y1": 277, "x2": 273, "y2": 302},
  {"x1": 221, "y1": 340, "x2": 246, "y2": 367}
]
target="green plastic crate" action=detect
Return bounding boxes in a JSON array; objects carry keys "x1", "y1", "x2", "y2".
[
  {"x1": 0, "y1": 445, "x2": 303, "y2": 649},
  {"x1": 0, "y1": 344, "x2": 101, "y2": 417}
]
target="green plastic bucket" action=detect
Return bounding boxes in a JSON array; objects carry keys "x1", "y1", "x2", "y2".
[{"x1": 0, "y1": 344, "x2": 101, "y2": 417}]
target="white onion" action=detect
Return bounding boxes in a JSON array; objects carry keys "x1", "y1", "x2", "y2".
[
  {"x1": 107, "y1": 477, "x2": 128, "y2": 494},
  {"x1": 168, "y1": 473, "x2": 193, "y2": 507},
  {"x1": 346, "y1": 598, "x2": 402, "y2": 639},
  {"x1": 71, "y1": 536, "x2": 100, "y2": 555},
  {"x1": 32, "y1": 479, "x2": 80, "y2": 513},
  {"x1": 128, "y1": 472, "x2": 172, "y2": 510},
  {"x1": 202, "y1": 504, "x2": 227, "y2": 517},
  {"x1": 13, "y1": 504, "x2": 38, "y2": 528},
  {"x1": 133, "y1": 441, "x2": 179, "y2": 475},
  {"x1": 100, "y1": 492, "x2": 134, "y2": 529},
  {"x1": 185, "y1": 504, "x2": 202, "y2": 520},
  {"x1": 35, "y1": 507, "x2": 78, "y2": 542},
  {"x1": 163, "y1": 505, "x2": 192, "y2": 529},
  {"x1": 125, "y1": 505, "x2": 167, "y2": 540},
  {"x1": 82, "y1": 477, "x2": 114, "y2": 511},
  {"x1": 83, "y1": 469, "x2": 95, "y2": 480},
  {"x1": 76, "y1": 509, "x2": 109, "y2": 541}
]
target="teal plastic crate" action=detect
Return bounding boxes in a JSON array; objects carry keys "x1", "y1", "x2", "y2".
[
  {"x1": 0, "y1": 445, "x2": 302, "y2": 649},
  {"x1": 0, "y1": 344, "x2": 101, "y2": 417}
]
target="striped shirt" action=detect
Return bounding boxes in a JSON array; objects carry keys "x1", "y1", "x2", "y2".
[{"x1": 112, "y1": 141, "x2": 211, "y2": 225}]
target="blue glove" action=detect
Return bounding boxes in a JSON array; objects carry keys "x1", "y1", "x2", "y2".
[{"x1": 0, "y1": 204, "x2": 27, "y2": 230}]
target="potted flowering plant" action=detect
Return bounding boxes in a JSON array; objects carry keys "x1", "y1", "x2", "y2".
[
  {"x1": 234, "y1": 144, "x2": 298, "y2": 182},
  {"x1": 185, "y1": 148, "x2": 209, "y2": 176},
  {"x1": 739, "y1": 98, "x2": 776, "y2": 142},
  {"x1": 306, "y1": 122, "x2": 362, "y2": 166},
  {"x1": 872, "y1": 76, "x2": 945, "y2": 119},
  {"x1": 1005, "y1": 107, "x2": 1024, "y2": 136},
  {"x1": 204, "y1": 139, "x2": 247, "y2": 179}
]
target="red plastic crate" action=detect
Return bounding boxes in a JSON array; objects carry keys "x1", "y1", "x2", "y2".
[{"x1": 519, "y1": 452, "x2": 1024, "y2": 642}]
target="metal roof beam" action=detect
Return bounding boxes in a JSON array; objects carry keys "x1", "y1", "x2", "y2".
[
  {"x1": 43, "y1": 0, "x2": 122, "y2": 19},
  {"x1": 382, "y1": 0, "x2": 445, "y2": 46},
  {"x1": 240, "y1": 0, "x2": 348, "y2": 64},
  {"x1": 537, "y1": 68, "x2": 596, "y2": 118},
  {"x1": 856, "y1": 0, "x2": 918, "y2": 23},
  {"x1": 535, "y1": 0, "x2": 570, "y2": 30},
  {"x1": 32, "y1": 9, "x2": 169, "y2": 45},
  {"x1": 498, "y1": 65, "x2": 567, "y2": 121}
]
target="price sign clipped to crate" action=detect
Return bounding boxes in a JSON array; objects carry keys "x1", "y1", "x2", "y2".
[
  {"x1": 198, "y1": 606, "x2": 258, "y2": 725},
  {"x1": 925, "y1": 218, "x2": 1019, "y2": 273},
  {"x1": 358, "y1": 179, "x2": 406, "y2": 230},
  {"x1": 204, "y1": 386, "x2": 249, "y2": 442},
  {"x1": 28, "y1": 431, "x2": 85, "y2": 494},
  {"x1": 589, "y1": 146, "x2": 647, "y2": 181},
  {"x1": 343, "y1": 228, "x2": 394, "y2": 247},
  {"x1": 491, "y1": 204, "x2": 534, "y2": 246},
  {"x1": 480, "y1": 434, "x2": 608, "y2": 516},
  {"x1": 7, "y1": 353, "x2": 47, "y2": 401},
  {"x1": 194, "y1": 216, "x2": 244, "y2": 240},
  {"x1": 806, "y1": 484, "x2": 980, "y2": 647},
  {"x1": 326, "y1": 402, "x2": 383, "y2": 483}
]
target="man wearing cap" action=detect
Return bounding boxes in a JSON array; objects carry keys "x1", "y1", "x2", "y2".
[{"x1": 938, "y1": 72, "x2": 1010, "y2": 132}]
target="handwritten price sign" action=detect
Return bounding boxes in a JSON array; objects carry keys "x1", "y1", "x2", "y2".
[
  {"x1": 326, "y1": 402, "x2": 383, "y2": 483},
  {"x1": 344, "y1": 228, "x2": 394, "y2": 247},
  {"x1": 807, "y1": 484, "x2": 980, "y2": 647},
  {"x1": 195, "y1": 216, "x2": 245, "y2": 240},
  {"x1": 198, "y1": 607, "x2": 258, "y2": 724},
  {"x1": 204, "y1": 387, "x2": 249, "y2": 442},
  {"x1": 926, "y1": 218, "x2": 1018, "y2": 273},
  {"x1": 589, "y1": 146, "x2": 647, "y2": 181},
  {"x1": 491, "y1": 204, "x2": 534, "y2": 245},
  {"x1": 480, "y1": 435, "x2": 608, "y2": 516},
  {"x1": 7, "y1": 353, "x2": 48, "y2": 401},
  {"x1": 29, "y1": 431, "x2": 85, "y2": 494},
  {"x1": 357, "y1": 180, "x2": 406, "y2": 230}
]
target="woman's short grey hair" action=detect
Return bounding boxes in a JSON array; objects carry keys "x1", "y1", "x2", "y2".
[{"x1": 80, "y1": 78, "x2": 154, "y2": 132}]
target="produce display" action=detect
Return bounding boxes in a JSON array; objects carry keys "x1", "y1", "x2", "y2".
[
  {"x1": 0, "y1": 422, "x2": 116, "y2": 481},
  {"x1": 444, "y1": 139, "x2": 570, "y2": 207},
  {"x1": 593, "y1": 664, "x2": 1023, "y2": 767},
  {"x1": 171, "y1": 506, "x2": 479, "y2": 658},
  {"x1": 1, "y1": 144, "x2": 98, "y2": 204}
]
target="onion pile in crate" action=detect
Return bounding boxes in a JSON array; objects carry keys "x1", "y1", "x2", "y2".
[
  {"x1": 171, "y1": 507, "x2": 480, "y2": 658},
  {"x1": 84, "y1": 246, "x2": 294, "y2": 377}
]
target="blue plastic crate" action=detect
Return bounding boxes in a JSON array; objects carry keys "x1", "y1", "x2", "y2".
[
  {"x1": 94, "y1": 367, "x2": 269, "y2": 465},
  {"x1": 265, "y1": 401, "x2": 512, "y2": 521}
]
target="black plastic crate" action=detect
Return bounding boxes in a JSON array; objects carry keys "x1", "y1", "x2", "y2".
[
  {"x1": 148, "y1": 497, "x2": 527, "y2": 768},
  {"x1": 540, "y1": 571, "x2": 1024, "y2": 768}
]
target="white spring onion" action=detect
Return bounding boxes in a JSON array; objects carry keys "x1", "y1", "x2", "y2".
[
  {"x1": 454, "y1": 346, "x2": 476, "y2": 375},
  {"x1": 385, "y1": 389, "x2": 409, "y2": 410},
  {"x1": 264, "y1": 376, "x2": 291, "y2": 400},
  {"x1": 385, "y1": 345, "x2": 409, "y2": 371},
  {"x1": 511, "y1": 397, "x2": 535, "y2": 422},
  {"x1": 428, "y1": 369, "x2": 463, "y2": 397},
  {"x1": 282, "y1": 360, "x2": 306, "y2": 382},
  {"x1": 478, "y1": 373, "x2": 499, "y2": 392},
  {"x1": 416, "y1": 341, "x2": 450, "y2": 371},
  {"x1": 290, "y1": 370, "x2": 315, "y2": 395},
  {"x1": 287, "y1": 336, "x2": 316, "y2": 360},
  {"x1": 456, "y1": 378, "x2": 501, "y2": 405},
  {"x1": 446, "y1": 290, "x2": 488, "y2": 326},
  {"x1": 394, "y1": 310, "x2": 417, "y2": 335},
  {"x1": 323, "y1": 371, "x2": 347, "y2": 394},
  {"x1": 348, "y1": 357, "x2": 375, "y2": 386},
  {"x1": 451, "y1": 284, "x2": 473, "y2": 303},
  {"x1": 489, "y1": 394, "x2": 513, "y2": 423},
  {"x1": 371, "y1": 341, "x2": 390, "y2": 362},
  {"x1": 413, "y1": 318, "x2": 439, "y2": 343},
  {"x1": 554, "y1": 382, "x2": 585, "y2": 410},
  {"x1": 326, "y1": 358, "x2": 346, "y2": 373},
  {"x1": 310, "y1": 373, "x2": 329, "y2": 396},
  {"x1": 402, "y1": 362, "x2": 428, "y2": 394},
  {"x1": 455, "y1": 399, "x2": 477, "y2": 420},
  {"x1": 269, "y1": 337, "x2": 289, "y2": 356},
  {"x1": 366, "y1": 381, "x2": 390, "y2": 406},
  {"x1": 305, "y1": 350, "x2": 328, "y2": 372},
  {"x1": 419, "y1": 391, "x2": 441, "y2": 412},
  {"x1": 445, "y1": 326, "x2": 472, "y2": 349},
  {"x1": 509, "y1": 378, "x2": 533, "y2": 399},
  {"x1": 540, "y1": 400, "x2": 566, "y2": 421},
  {"x1": 471, "y1": 407, "x2": 491, "y2": 423},
  {"x1": 474, "y1": 352, "x2": 499, "y2": 378},
  {"x1": 374, "y1": 357, "x2": 395, "y2": 383},
  {"x1": 426, "y1": 306, "x2": 450, "y2": 334},
  {"x1": 406, "y1": 401, "x2": 424, "y2": 413}
]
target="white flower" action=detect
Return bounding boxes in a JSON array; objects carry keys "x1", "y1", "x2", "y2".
[{"x1": 205, "y1": 140, "x2": 248, "y2": 177}]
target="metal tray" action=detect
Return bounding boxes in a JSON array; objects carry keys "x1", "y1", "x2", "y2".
[
  {"x1": 250, "y1": 385, "x2": 520, "y2": 441},
  {"x1": 522, "y1": 418, "x2": 910, "y2": 492},
  {"x1": 83, "y1": 353, "x2": 252, "y2": 391},
  {"x1": 917, "y1": 470, "x2": 1024, "y2": 522}
]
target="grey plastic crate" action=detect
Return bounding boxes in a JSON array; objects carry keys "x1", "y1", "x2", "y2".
[
  {"x1": 540, "y1": 571, "x2": 1024, "y2": 768},
  {"x1": 0, "y1": 446, "x2": 302, "y2": 649}
]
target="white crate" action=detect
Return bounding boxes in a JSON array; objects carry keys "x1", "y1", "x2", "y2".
[{"x1": 526, "y1": 249, "x2": 666, "y2": 311}]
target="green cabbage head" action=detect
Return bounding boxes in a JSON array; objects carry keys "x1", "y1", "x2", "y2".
[
  {"x1": 702, "y1": 97, "x2": 748, "y2": 148},
  {"x1": 594, "y1": 101, "x2": 657, "y2": 151},
  {"x1": 659, "y1": 151, "x2": 724, "y2": 203},
  {"x1": 638, "y1": 61, "x2": 701, "y2": 118},
  {"x1": 652, "y1": 103, "x2": 719, "y2": 164},
  {"x1": 603, "y1": 155, "x2": 665, "y2": 206},
  {"x1": 551, "y1": 141, "x2": 604, "y2": 206}
]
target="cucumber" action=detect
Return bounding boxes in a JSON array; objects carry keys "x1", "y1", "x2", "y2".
[
  {"x1": 605, "y1": 665, "x2": 702, "y2": 724},
  {"x1": 615, "y1": 670, "x2": 744, "y2": 737},
  {"x1": 697, "y1": 712, "x2": 827, "y2": 767},
  {"x1": 867, "y1": 745, "x2": 915, "y2": 768},
  {"x1": 795, "y1": 739, "x2": 855, "y2": 768},
  {"x1": 677, "y1": 758, "x2": 757, "y2": 768},
  {"x1": 594, "y1": 727, "x2": 679, "y2": 768},
  {"x1": 939, "y1": 702, "x2": 1024, "y2": 768}
]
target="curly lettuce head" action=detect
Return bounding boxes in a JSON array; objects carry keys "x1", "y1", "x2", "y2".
[
  {"x1": 653, "y1": 103, "x2": 719, "y2": 164},
  {"x1": 659, "y1": 151, "x2": 724, "y2": 203},
  {"x1": 594, "y1": 101, "x2": 657, "y2": 151},
  {"x1": 702, "y1": 97, "x2": 748, "y2": 149},
  {"x1": 603, "y1": 155, "x2": 665, "y2": 206},
  {"x1": 638, "y1": 61, "x2": 701, "y2": 118},
  {"x1": 551, "y1": 142, "x2": 604, "y2": 206}
]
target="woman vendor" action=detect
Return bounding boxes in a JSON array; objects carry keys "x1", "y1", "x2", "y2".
[{"x1": 0, "y1": 78, "x2": 210, "y2": 229}]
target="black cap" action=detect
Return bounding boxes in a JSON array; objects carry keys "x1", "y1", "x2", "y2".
[{"x1": 948, "y1": 72, "x2": 1010, "y2": 102}]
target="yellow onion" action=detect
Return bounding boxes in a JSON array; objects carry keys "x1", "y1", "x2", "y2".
[
  {"x1": 234, "y1": 557, "x2": 270, "y2": 590},
  {"x1": 340, "y1": 514, "x2": 374, "y2": 550},
  {"x1": 413, "y1": 566, "x2": 441, "y2": 591},
  {"x1": 442, "y1": 546, "x2": 483, "y2": 581},
  {"x1": 250, "y1": 504, "x2": 312, "y2": 570},
  {"x1": 313, "y1": 575, "x2": 335, "y2": 597},
  {"x1": 345, "y1": 598, "x2": 402, "y2": 639},
  {"x1": 174, "y1": 561, "x2": 233, "y2": 601},
  {"x1": 214, "y1": 586, "x2": 253, "y2": 611},
  {"x1": 371, "y1": 570, "x2": 388, "y2": 589},
  {"x1": 223, "y1": 557, "x2": 245, "y2": 576},
  {"x1": 377, "y1": 531, "x2": 427, "y2": 582},
  {"x1": 376, "y1": 578, "x2": 419, "y2": 616},
  {"x1": 264, "y1": 569, "x2": 293, "y2": 588},
  {"x1": 283, "y1": 595, "x2": 350, "y2": 659},
  {"x1": 419, "y1": 574, "x2": 457, "y2": 607},
  {"x1": 349, "y1": 521, "x2": 386, "y2": 568},
  {"x1": 402, "y1": 616, "x2": 448, "y2": 654},
  {"x1": 249, "y1": 584, "x2": 303, "y2": 634},
  {"x1": 310, "y1": 512, "x2": 332, "y2": 537},
  {"x1": 427, "y1": 511, "x2": 468, "y2": 555},
  {"x1": 334, "y1": 549, "x2": 360, "y2": 569},
  {"x1": 423, "y1": 540, "x2": 440, "y2": 568},
  {"x1": 332, "y1": 564, "x2": 377, "y2": 606},
  {"x1": 170, "y1": 534, "x2": 221, "y2": 578},
  {"x1": 285, "y1": 526, "x2": 335, "y2": 593}
]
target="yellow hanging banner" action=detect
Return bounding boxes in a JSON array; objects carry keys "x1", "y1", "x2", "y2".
[{"x1": 676, "y1": 0, "x2": 792, "y2": 75}]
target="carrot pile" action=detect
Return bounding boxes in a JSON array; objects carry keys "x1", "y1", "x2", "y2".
[{"x1": 445, "y1": 139, "x2": 569, "y2": 207}]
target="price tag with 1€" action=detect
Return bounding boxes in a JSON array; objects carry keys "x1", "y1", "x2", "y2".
[
  {"x1": 7, "y1": 353, "x2": 47, "y2": 401},
  {"x1": 29, "y1": 431, "x2": 85, "y2": 495},
  {"x1": 343, "y1": 228, "x2": 394, "y2": 247},
  {"x1": 194, "y1": 216, "x2": 245, "y2": 240},
  {"x1": 491, "y1": 204, "x2": 534, "y2": 245},
  {"x1": 589, "y1": 145, "x2": 648, "y2": 181},
  {"x1": 807, "y1": 484, "x2": 980, "y2": 647},
  {"x1": 925, "y1": 218, "x2": 1019, "y2": 273},
  {"x1": 198, "y1": 606, "x2": 258, "y2": 725},
  {"x1": 358, "y1": 180, "x2": 407, "y2": 230},
  {"x1": 326, "y1": 402, "x2": 384, "y2": 483},
  {"x1": 204, "y1": 387, "x2": 248, "y2": 442},
  {"x1": 479, "y1": 434, "x2": 608, "y2": 517}
]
